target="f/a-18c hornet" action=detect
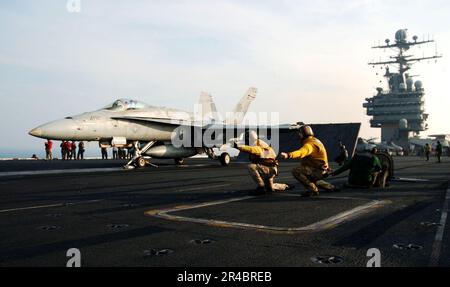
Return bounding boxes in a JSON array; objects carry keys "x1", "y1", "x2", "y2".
[{"x1": 29, "y1": 88, "x2": 265, "y2": 169}]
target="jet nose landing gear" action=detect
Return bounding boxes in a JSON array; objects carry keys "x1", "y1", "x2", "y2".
[
  {"x1": 137, "y1": 157, "x2": 147, "y2": 168},
  {"x1": 123, "y1": 141, "x2": 158, "y2": 169}
]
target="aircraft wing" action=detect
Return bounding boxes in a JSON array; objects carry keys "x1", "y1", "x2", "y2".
[
  {"x1": 111, "y1": 116, "x2": 361, "y2": 159},
  {"x1": 111, "y1": 116, "x2": 288, "y2": 145},
  {"x1": 112, "y1": 116, "x2": 270, "y2": 146},
  {"x1": 111, "y1": 116, "x2": 259, "y2": 131}
]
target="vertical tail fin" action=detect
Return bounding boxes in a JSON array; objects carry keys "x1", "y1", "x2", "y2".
[
  {"x1": 196, "y1": 91, "x2": 220, "y2": 124},
  {"x1": 224, "y1": 87, "x2": 257, "y2": 125}
]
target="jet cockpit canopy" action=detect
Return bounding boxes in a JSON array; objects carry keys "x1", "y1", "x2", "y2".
[{"x1": 104, "y1": 99, "x2": 148, "y2": 111}]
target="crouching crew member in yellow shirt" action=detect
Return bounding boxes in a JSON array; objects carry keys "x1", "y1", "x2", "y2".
[
  {"x1": 280, "y1": 125, "x2": 338, "y2": 197},
  {"x1": 235, "y1": 130, "x2": 292, "y2": 195}
]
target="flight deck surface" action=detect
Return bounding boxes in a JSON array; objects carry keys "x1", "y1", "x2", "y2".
[{"x1": 0, "y1": 157, "x2": 449, "y2": 267}]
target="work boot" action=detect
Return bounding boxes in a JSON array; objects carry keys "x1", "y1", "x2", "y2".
[
  {"x1": 285, "y1": 184, "x2": 295, "y2": 191},
  {"x1": 325, "y1": 186, "x2": 341, "y2": 192},
  {"x1": 265, "y1": 186, "x2": 275, "y2": 193},
  {"x1": 316, "y1": 180, "x2": 336, "y2": 192},
  {"x1": 250, "y1": 186, "x2": 265, "y2": 196}
]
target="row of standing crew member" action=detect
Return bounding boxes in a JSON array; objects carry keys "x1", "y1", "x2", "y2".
[
  {"x1": 424, "y1": 142, "x2": 444, "y2": 163},
  {"x1": 60, "y1": 140, "x2": 85, "y2": 160},
  {"x1": 45, "y1": 139, "x2": 134, "y2": 160},
  {"x1": 44, "y1": 140, "x2": 85, "y2": 160},
  {"x1": 101, "y1": 146, "x2": 135, "y2": 160}
]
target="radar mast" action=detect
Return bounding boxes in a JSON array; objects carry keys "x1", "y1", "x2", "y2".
[{"x1": 363, "y1": 29, "x2": 442, "y2": 148}]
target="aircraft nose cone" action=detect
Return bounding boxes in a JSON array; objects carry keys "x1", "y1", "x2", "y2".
[
  {"x1": 28, "y1": 119, "x2": 78, "y2": 140},
  {"x1": 29, "y1": 127, "x2": 43, "y2": 137}
]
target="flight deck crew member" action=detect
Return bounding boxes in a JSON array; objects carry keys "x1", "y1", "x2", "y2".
[
  {"x1": 128, "y1": 147, "x2": 135, "y2": 159},
  {"x1": 436, "y1": 141, "x2": 443, "y2": 163},
  {"x1": 118, "y1": 147, "x2": 125, "y2": 159},
  {"x1": 334, "y1": 141, "x2": 348, "y2": 166},
  {"x1": 60, "y1": 141, "x2": 66, "y2": 160},
  {"x1": 235, "y1": 131, "x2": 291, "y2": 195},
  {"x1": 71, "y1": 141, "x2": 77, "y2": 160},
  {"x1": 77, "y1": 141, "x2": 85, "y2": 160},
  {"x1": 280, "y1": 125, "x2": 337, "y2": 197},
  {"x1": 425, "y1": 143, "x2": 431, "y2": 161},
  {"x1": 113, "y1": 147, "x2": 118, "y2": 159},
  {"x1": 45, "y1": 139, "x2": 53, "y2": 160},
  {"x1": 66, "y1": 141, "x2": 72, "y2": 159},
  {"x1": 330, "y1": 148, "x2": 387, "y2": 188},
  {"x1": 100, "y1": 145, "x2": 108, "y2": 160}
]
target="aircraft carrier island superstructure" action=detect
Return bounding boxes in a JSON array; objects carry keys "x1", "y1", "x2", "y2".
[{"x1": 363, "y1": 29, "x2": 442, "y2": 148}]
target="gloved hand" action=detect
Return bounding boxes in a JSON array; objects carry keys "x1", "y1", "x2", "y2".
[
  {"x1": 280, "y1": 152, "x2": 289, "y2": 159},
  {"x1": 231, "y1": 141, "x2": 239, "y2": 149}
]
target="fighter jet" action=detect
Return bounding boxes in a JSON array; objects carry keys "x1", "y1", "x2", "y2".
[
  {"x1": 379, "y1": 141, "x2": 404, "y2": 156},
  {"x1": 29, "y1": 88, "x2": 257, "y2": 168},
  {"x1": 356, "y1": 137, "x2": 378, "y2": 152},
  {"x1": 356, "y1": 138, "x2": 404, "y2": 156}
]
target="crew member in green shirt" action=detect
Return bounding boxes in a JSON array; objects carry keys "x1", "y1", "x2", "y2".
[
  {"x1": 330, "y1": 148, "x2": 387, "y2": 188},
  {"x1": 436, "y1": 141, "x2": 443, "y2": 163}
]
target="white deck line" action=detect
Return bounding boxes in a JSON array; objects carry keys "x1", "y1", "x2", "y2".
[
  {"x1": 429, "y1": 185, "x2": 450, "y2": 266},
  {"x1": 145, "y1": 194, "x2": 390, "y2": 234},
  {"x1": 0, "y1": 199, "x2": 104, "y2": 214},
  {"x1": 0, "y1": 167, "x2": 123, "y2": 177}
]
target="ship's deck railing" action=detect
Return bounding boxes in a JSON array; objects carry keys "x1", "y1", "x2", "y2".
[{"x1": 371, "y1": 90, "x2": 424, "y2": 97}]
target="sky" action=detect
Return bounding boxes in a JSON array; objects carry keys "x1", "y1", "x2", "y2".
[{"x1": 1, "y1": 0, "x2": 449, "y2": 157}]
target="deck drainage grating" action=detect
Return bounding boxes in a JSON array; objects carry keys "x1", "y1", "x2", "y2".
[
  {"x1": 143, "y1": 248, "x2": 174, "y2": 257},
  {"x1": 393, "y1": 243, "x2": 423, "y2": 250},
  {"x1": 37, "y1": 225, "x2": 61, "y2": 231},
  {"x1": 420, "y1": 221, "x2": 442, "y2": 227},
  {"x1": 107, "y1": 224, "x2": 129, "y2": 229},
  {"x1": 311, "y1": 255, "x2": 344, "y2": 265},
  {"x1": 190, "y1": 239, "x2": 216, "y2": 245}
]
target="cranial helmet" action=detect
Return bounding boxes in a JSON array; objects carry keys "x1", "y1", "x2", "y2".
[
  {"x1": 248, "y1": 130, "x2": 258, "y2": 142},
  {"x1": 299, "y1": 125, "x2": 314, "y2": 138}
]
